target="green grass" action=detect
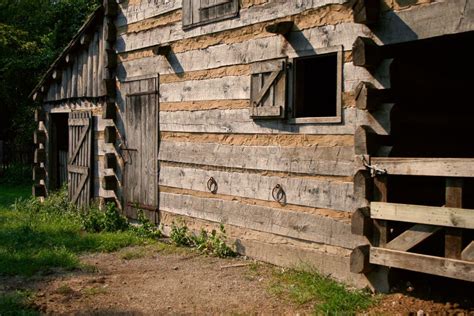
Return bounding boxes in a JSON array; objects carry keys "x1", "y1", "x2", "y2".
[
  {"x1": 0, "y1": 290, "x2": 39, "y2": 316},
  {"x1": 269, "y1": 267, "x2": 375, "y2": 314},
  {"x1": 0, "y1": 184, "x2": 31, "y2": 211}
]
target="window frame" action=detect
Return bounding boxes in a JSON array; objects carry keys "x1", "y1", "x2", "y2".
[
  {"x1": 287, "y1": 45, "x2": 343, "y2": 124},
  {"x1": 182, "y1": 0, "x2": 240, "y2": 30}
]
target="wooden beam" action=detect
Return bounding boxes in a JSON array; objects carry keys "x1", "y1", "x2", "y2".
[
  {"x1": 104, "y1": 153, "x2": 117, "y2": 171},
  {"x1": 34, "y1": 148, "x2": 46, "y2": 164},
  {"x1": 105, "y1": 49, "x2": 117, "y2": 69},
  {"x1": 352, "y1": 37, "x2": 382, "y2": 68},
  {"x1": 371, "y1": 202, "x2": 474, "y2": 229},
  {"x1": 353, "y1": 0, "x2": 380, "y2": 25},
  {"x1": 104, "y1": 126, "x2": 116, "y2": 144},
  {"x1": 152, "y1": 45, "x2": 171, "y2": 56},
  {"x1": 265, "y1": 21, "x2": 294, "y2": 35},
  {"x1": 354, "y1": 81, "x2": 394, "y2": 111},
  {"x1": 102, "y1": 100, "x2": 116, "y2": 120},
  {"x1": 353, "y1": 170, "x2": 372, "y2": 207},
  {"x1": 386, "y1": 224, "x2": 441, "y2": 252},
  {"x1": 369, "y1": 158, "x2": 474, "y2": 178},
  {"x1": 33, "y1": 166, "x2": 46, "y2": 182},
  {"x1": 461, "y1": 241, "x2": 474, "y2": 262},
  {"x1": 104, "y1": 0, "x2": 118, "y2": 17},
  {"x1": 102, "y1": 173, "x2": 118, "y2": 191},
  {"x1": 34, "y1": 130, "x2": 46, "y2": 145},
  {"x1": 354, "y1": 125, "x2": 391, "y2": 156},
  {"x1": 33, "y1": 184, "x2": 46, "y2": 197},
  {"x1": 351, "y1": 207, "x2": 372, "y2": 237},
  {"x1": 350, "y1": 245, "x2": 372, "y2": 273},
  {"x1": 445, "y1": 178, "x2": 463, "y2": 259},
  {"x1": 103, "y1": 78, "x2": 116, "y2": 98},
  {"x1": 370, "y1": 247, "x2": 474, "y2": 282}
]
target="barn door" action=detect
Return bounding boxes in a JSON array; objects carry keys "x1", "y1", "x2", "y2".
[
  {"x1": 123, "y1": 76, "x2": 159, "y2": 222},
  {"x1": 68, "y1": 111, "x2": 93, "y2": 207}
]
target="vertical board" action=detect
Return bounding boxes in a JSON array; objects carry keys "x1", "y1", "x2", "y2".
[
  {"x1": 122, "y1": 76, "x2": 159, "y2": 222},
  {"x1": 68, "y1": 111, "x2": 93, "y2": 207}
]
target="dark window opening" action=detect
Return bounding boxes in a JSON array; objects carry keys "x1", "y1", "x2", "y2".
[{"x1": 293, "y1": 53, "x2": 337, "y2": 118}]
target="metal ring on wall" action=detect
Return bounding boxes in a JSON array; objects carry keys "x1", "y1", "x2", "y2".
[
  {"x1": 272, "y1": 184, "x2": 286, "y2": 205},
  {"x1": 207, "y1": 177, "x2": 218, "y2": 194}
]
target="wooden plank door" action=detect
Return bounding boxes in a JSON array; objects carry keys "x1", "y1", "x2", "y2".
[
  {"x1": 68, "y1": 111, "x2": 93, "y2": 207},
  {"x1": 123, "y1": 77, "x2": 159, "y2": 222}
]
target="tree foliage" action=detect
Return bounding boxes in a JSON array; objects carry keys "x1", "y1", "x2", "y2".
[{"x1": 0, "y1": 0, "x2": 100, "y2": 145}]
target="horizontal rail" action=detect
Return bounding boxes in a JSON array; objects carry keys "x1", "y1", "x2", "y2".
[
  {"x1": 370, "y1": 157, "x2": 474, "y2": 177},
  {"x1": 371, "y1": 202, "x2": 474, "y2": 229},
  {"x1": 370, "y1": 247, "x2": 474, "y2": 282}
]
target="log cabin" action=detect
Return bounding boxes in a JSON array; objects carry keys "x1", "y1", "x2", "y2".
[{"x1": 31, "y1": 0, "x2": 474, "y2": 291}]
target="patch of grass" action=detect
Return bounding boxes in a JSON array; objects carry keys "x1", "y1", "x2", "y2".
[
  {"x1": 120, "y1": 247, "x2": 147, "y2": 260},
  {"x1": 0, "y1": 185, "x2": 156, "y2": 277},
  {"x1": 0, "y1": 290, "x2": 38, "y2": 315},
  {"x1": 82, "y1": 286, "x2": 107, "y2": 297},
  {"x1": 0, "y1": 183, "x2": 30, "y2": 211},
  {"x1": 269, "y1": 268, "x2": 375, "y2": 314}
]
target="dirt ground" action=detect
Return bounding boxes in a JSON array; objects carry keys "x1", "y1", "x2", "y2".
[{"x1": 3, "y1": 245, "x2": 473, "y2": 315}]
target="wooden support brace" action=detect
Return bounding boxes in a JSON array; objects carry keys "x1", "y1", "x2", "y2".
[
  {"x1": 102, "y1": 100, "x2": 116, "y2": 120},
  {"x1": 33, "y1": 184, "x2": 46, "y2": 197},
  {"x1": 152, "y1": 45, "x2": 172, "y2": 56},
  {"x1": 104, "y1": 0, "x2": 119, "y2": 17},
  {"x1": 355, "y1": 81, "x2": 394, "y2": 111},
  {"x1": 34, "y1": 148, "x2": 46, "y2": 164},
  {"x1": 265, "y1": 21, "x2": 294, "y2": 35},
  {"x1": 461, "y1": 241, "x2": 474, "y2": 262},
  {"x1": 350, "y1": 245, "x2": 373, "y2": 273},
  {"x1": 386, "y1": 224, "x2": 441, "y2": 252},
  {"x1": 102, "y1": 173, "x2": 118, "y2": 191},
  {"x1": 35, "y1": 109, "x2": 46, "y2": 122},
  {"x1": 104, "y1": 153, "x2": 117, "y2": 171},
  {"x1": 104, "y1": 126, "x2": 117, "y2": 144},
  {"x1": 353, "y1": 0, "x2": 380, "y2": 25},
  {"x1": 105, "y1": 49, "x2": 117, "y2": 69},
  {"x1": 352, "y1": 37, "x2": 382, "y2": 68},
  {"x1": 34, "y1": 130, "x2": 46, "y2": 145},
  {"x1": 33, "y1": 166, "x2": 46, "y2": 182},
  {"x1": 352, "y1": 207, "x2": 373, "y2": 237}
]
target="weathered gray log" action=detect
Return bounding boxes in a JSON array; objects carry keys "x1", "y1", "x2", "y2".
[
  {"x1": 35, "y1": 109, "x2": 46, "y2": 122},
  {"x1": 33, "y1": 166, "x2": 46, "y2": 182},
  {"x1": 353, "y1": 170, "x2": 372, "y2": 207},
  {"x1": 105, "y1": 19, "x2": 116, "y2": 43},
  {"x1": 102, "y1": 100, "x2": 117, "y2": 120},
  {"x1": 265, "y1": 21, "x2": 294, "y2": 35},
  {"x1": 351, "y1": 207, "x2": 372, "y2": 237},
  {"x1": 104, "y1": 126, "x2": 117, "y2": 144},
  {"x1": 104, "y1": 0, "x2": 119, "y2": 17},
  {"x1": 355, "y1": 81, "x2": 394, "y2": 111},
  {"x1": 103, "y1": 78, "x2": 116, "y2": 98},
  {"x1": 354, "y1": 125, "x2": 391, "y2": 156},
  {"x1": 385, "y1": 224, "x2": 441, "y2": 252},
  {"x1": 103, "y1": 152, "x2": 117, "y2": 170},
  {"x1": 352, "y1": 37, "x2": 382, "y2": 68},
  {"x1": 152, "y1": 45, "x2": 171, "y2": 56},
  {"x1": 350, "y1": 245, "x2": 372, "y2": 273},
  {"x1": 34, "y1": 148, "x2": 46, "y2": 164},
  {"x1": 105, "y1": 49, "x2": 117, "y2": 69},
  {"x1": 102, "y1": 174, "x2": 118, "y2": 191},
  {"x1": 352, "y1": 0, "x2": 380, "y2": 25},
  {"x1": 34, "y1": 130, "x2": 46, "y2": 145},
  {"x1": 33, "y1": 184, "x2": 47, "y2": 197}
]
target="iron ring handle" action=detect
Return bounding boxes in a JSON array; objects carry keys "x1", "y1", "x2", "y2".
[
  {"x1": 272, "y1": 184, "x2": 286, "y2": 204},
  {"x1": 207, "y1": 177, "x2": 218, "y2": 194}
]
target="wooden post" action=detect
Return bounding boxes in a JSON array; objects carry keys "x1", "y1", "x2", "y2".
[
  {"x1": 352, "y1": 37, "x2": 382, "y2": 68},
  {"x1": 445, "y1": 178, "x2": 463, "y2": 259},
  {"x1": 373, "y1": 176, "x2": 388, "y2": 247}
]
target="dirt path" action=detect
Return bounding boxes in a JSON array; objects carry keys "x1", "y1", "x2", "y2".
[
  {"x1": 31, "y1": 247, "x2": 310, "y2": 315},
  {"x1": 3, "y1": 244, "x2": 472, "y2": 315}
]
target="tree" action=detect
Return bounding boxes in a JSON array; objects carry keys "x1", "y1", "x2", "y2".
[{"x1": 0, "y1": 0, "x2": 99, "y2": 147}]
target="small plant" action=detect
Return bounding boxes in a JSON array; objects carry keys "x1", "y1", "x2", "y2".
[
  {"x1": 170, "y1": 221, "x2": 235, "y2": 258},
  {"x1": 130, "y1": 210, "x2": 162, "y2": 239},
  {"x1": 80, "y1": 203, "x2": 129, "y2": 233}
]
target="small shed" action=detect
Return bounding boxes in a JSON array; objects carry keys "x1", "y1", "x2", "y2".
[{"x1": 32, "y1": 0, "x2": 474, "y2": 291}]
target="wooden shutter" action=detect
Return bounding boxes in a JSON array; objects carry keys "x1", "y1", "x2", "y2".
[
  {"x1": 68, "y1": 111, "x2": 92, "y2": 207},
  {"x1": 183, "y1": 0, "x2": 239, "y2": 29},
  {"x1": 250, "y1": 59, "x2": 287, "y2": 119}
]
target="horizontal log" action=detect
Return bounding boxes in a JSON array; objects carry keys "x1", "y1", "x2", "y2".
[
  {"x1": 371, "y1": 202, "x2": 474, "y2": 229},
  {"x1": 35, "y1": 109, "x2": 46, "y2": 122},
  {"x1": 104, "y1": 0, "x2": 118, "y2": 17},
  {"x1": 102, "y1": 173, "x2": 118, "y2": 191},
  {"x1": 159, "y1": 76, "x2": 249, "y2": 102},
  {"x1": 355, "y1": 81, "x2": 394, "y2": 111},
  {"x1": 354, "y1": 125, "x2": 392, "y2": 156},
  {"x1": 33, "y1": 184, "x2": 46, "y2": 197},
  {"x1": 103, "y1": 152, "x2": 117, "y2": 170},
  {"x1": 352, "y1": 37, "x2": 382, "y2": 68},
  {"x1": 158, "y1": 141, "x2": 354, "y2": 176},
  {"x1": 370, "y1": 158, "x2": 474, "y2": 178},
  {"x1": 105, "y1": 18, "x2": 116, "y2": 42},
  {"x1": 152, "y1": 45, "x2": 171, "y2": 56},
  {"x1": 33, "y1": 166, "x2": 46, "y2": 182},
  {"x1": 370, "y1": 247, "x2": 474, "y2": 282},
  {"x1": 104, "y1": 126, "x2": 117, "y2": 144},
  {"x1": 34, "y1": 148, "x2": 46, "y2": 164},
  {"x1": 352, "y1": 0, "x2": 380, "y2": 25},
  {"x1": 102, "y1": 100, "x2": 116, "y2": 120},
  {"x1": 160, "y1": 191, "x2": 364, "y2": 249},
  {"x1": 265, "y1": 21, "x2": 294, "y2": 35},
  {"x1": 103, "y1": 78, "x2": 117, "y2": 98},
  {"x1": 159, "y1": 108, "x2": 356, "y2": 135},
  {"x1": 34, "y1": 130, "x2": 46, "y2": 145},
  {"x1": 160, "y1": 165, "x2": 355, "y2": 211},
  {"x1": 105, "y1": 49, "x2": 117, "y2": 69},
  {"x1": 351, "y1": 207, "x2": 372, "y2": 237},
  {"x1": 350, "y1": 245, "x2": 372, "y2": 273}
]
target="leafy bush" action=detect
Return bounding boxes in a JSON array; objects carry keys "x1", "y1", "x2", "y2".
[
  {"x1": 170, "y1": 221, "x2": 235, "y2": 258},
  {"x1": 0, "y1": 164, "x2": 32, "y2": 186},
  {"x1": 81, "y1": 203, "x2": 129, "y2": 233},
  {"x1": 130, "y1": 210, "x2": 162, "y2": 239}
]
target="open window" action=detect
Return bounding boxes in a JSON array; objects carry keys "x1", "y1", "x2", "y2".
[
  {"x1": 289, "y1": 46, "x2": 343, "y2": 123},
  {"x1": 182, "y1": 0, "x2": 239, "y2": 29}
]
